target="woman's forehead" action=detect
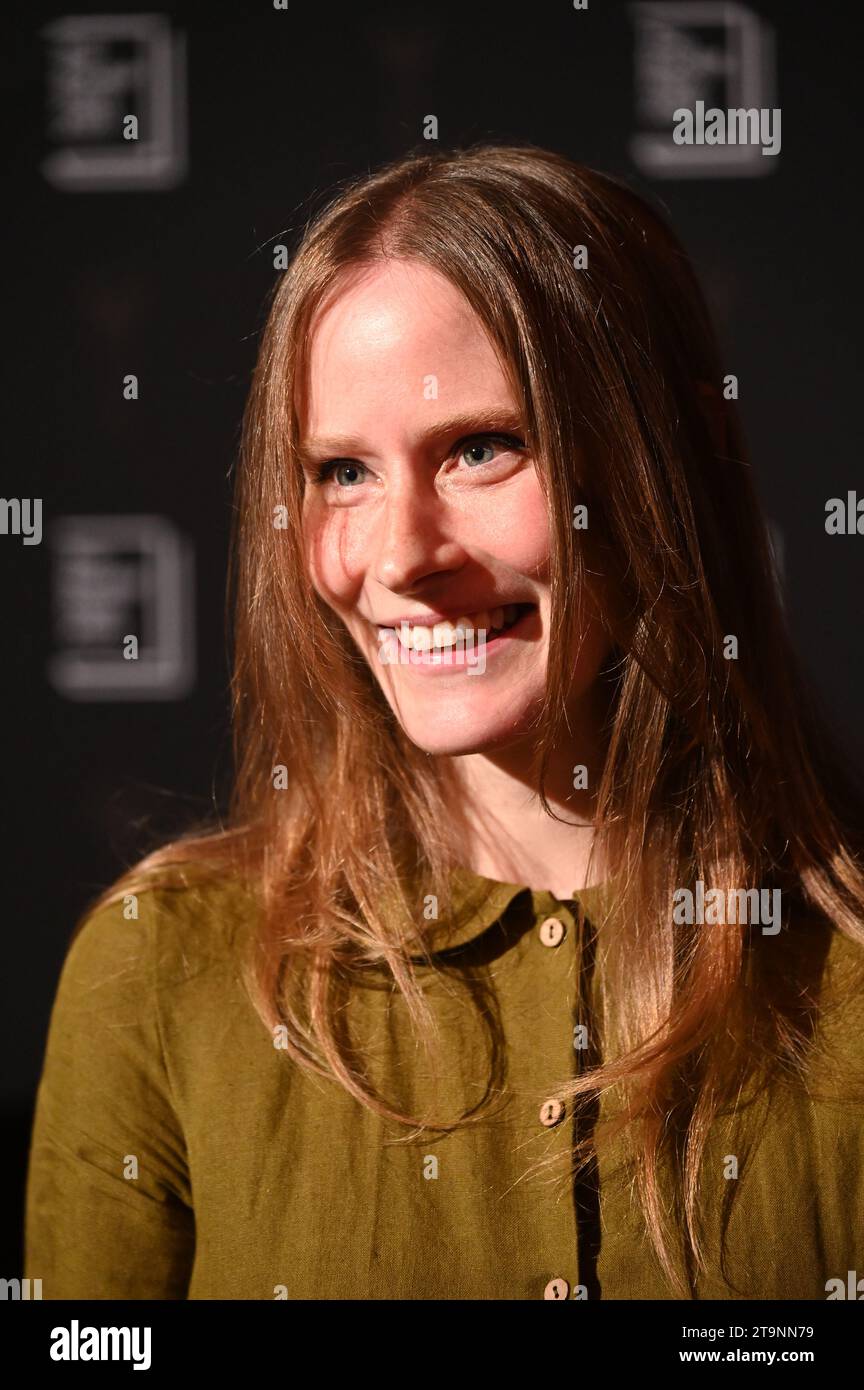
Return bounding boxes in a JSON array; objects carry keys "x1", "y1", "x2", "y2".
[{"x1": 298, "y1": 261, "x2": 516, "y2": 441}]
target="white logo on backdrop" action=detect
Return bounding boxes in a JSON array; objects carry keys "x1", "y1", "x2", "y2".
[
  {"x1": 41, "y1": 13, "x2": 187, "y2": 191},
  {"x1": 48, "y1": 514, "x2": 195, "y2": 700},
  {"x1": 630, "y1": 2, "x2": 778, "y2": 177}
]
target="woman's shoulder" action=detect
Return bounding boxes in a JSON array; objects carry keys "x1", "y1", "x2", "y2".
[
  {"x1": 805, "y1": 924, "x2": 864, "y2": 1096},
  {"x1": 60, "y1": 870, "x2": 263, "y2": 1006},
  {"x1": 819, "y1": 923, "x2": 864, "y2": 1009}
]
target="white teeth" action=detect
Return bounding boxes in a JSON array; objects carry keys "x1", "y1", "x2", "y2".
[
  {"x1": 431, "y1": 621, "x2": 459, "y2": 648},
  {"x1": 391, "y1": 604, "x2": 524, "y2": 650}
]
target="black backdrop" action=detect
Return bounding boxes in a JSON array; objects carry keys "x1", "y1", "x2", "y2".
[{"x1": 3, "y1": 0, "x2": 862, "y2": 1278}]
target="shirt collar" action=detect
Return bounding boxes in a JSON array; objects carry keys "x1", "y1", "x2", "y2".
[{"x1": 417, "y1": 863, "x2": 612, "y2": 954}]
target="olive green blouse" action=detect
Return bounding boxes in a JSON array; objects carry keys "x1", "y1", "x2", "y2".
[{"x1": 24, "y1": 867, "x2": 864, "y2": 1300}]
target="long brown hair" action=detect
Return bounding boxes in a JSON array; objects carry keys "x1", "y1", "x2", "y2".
[{"x1": 81, "y1": 142, "x2": 864, "y2": 1294}]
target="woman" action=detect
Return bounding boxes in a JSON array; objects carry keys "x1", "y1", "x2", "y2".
[{"x1": 25, "y1": 143, "x2": 864, "y2": 1300}]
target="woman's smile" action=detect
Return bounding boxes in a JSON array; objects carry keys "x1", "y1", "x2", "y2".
[{"x1": 375, "y1": 601, "x2": 539, "y2": 671}]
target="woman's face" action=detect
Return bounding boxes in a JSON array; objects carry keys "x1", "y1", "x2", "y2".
[{"x1": 298, "y1": 258, "x2": 609, "y2": 756}]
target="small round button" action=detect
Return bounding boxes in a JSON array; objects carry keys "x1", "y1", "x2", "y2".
[
  {"x1": 539, "y1": 1097, "x2": 566, "y2": 1127},
  {"x1": 544, "y1": 1277, "x2": 570, "y2": 1300},
  {"x1": 538, "y1": 916, "x2": 566, "y2": 947}
]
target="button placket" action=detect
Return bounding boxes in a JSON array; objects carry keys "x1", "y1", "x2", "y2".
[
  {"x1": 566, "y1": 895, "x2": 599, "y2": 1302},
  {"x1": 533, "y1": 898, "x2": 581, "y2": 1299}
]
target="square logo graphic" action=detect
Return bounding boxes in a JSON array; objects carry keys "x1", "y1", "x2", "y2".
[
  {"x1": 48, "y1": 514, "x2": 195, "y2": 701},
  {"x1": 630, "y1": 1, "x2": 778, "y2": 177},
  {"x1": 41, "y1": 12, "x2": 187, "y2": 191}
]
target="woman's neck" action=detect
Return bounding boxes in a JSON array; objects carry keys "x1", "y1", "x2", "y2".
[{"x1": 442, "y1": 718, "x2": 607, "y2": 900}]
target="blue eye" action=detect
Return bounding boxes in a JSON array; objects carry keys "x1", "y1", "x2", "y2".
[
  {"x1": 459, "y1": 433, "x2": 524, "y2": 467},
  {"x1": 462, "y1": 442, "x2": 496, "y2": 466},
  {"x1": 312, "y1": 460, "x2": 366, "y2": 487}
]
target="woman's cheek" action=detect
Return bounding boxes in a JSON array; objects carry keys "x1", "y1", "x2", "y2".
[
  {"x1": 303, "y1": 503, "x2": 366, "y2": 603},
  {"x1": 474, "y1": 476, "x2": 551, "y2": 573}
]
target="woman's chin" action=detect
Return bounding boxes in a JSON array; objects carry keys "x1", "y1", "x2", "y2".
[{"x1": 395, "y1": 707, "x2": 538, "y2": 757}]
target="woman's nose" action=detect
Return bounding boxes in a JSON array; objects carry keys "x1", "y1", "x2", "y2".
[{"x1": 371, "y1": 479, "x2": 463, "y2": 591}]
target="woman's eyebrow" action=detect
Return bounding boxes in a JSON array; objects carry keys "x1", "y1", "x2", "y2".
[{"x1": 296, "y1": 408, "x2": 527, "y2": 465}]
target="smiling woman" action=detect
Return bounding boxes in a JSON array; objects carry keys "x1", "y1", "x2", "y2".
[{"x1": 25, "y1": 142, "x2": 864, "y2": 1302}]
